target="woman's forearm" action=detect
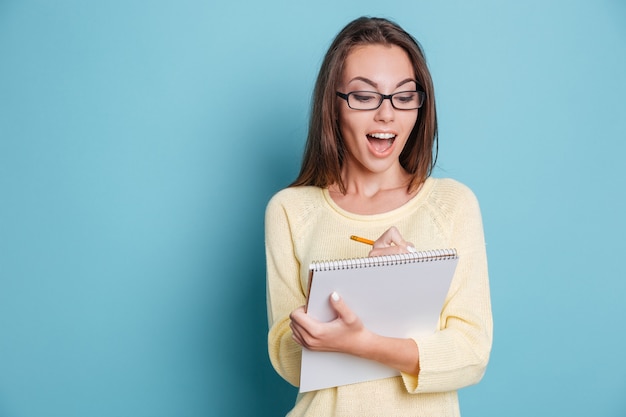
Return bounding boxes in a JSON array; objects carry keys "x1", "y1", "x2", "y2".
[{"x1": 354, "y1": 331, "x2": 420, "y2": 376}]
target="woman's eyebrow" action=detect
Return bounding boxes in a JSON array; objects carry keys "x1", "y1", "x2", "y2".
[
  {"x1": 396, "y1": 78, "x2": 418, "y2": 88},
  {"x1": 347, "y1": 77, "x2": 418, "y2": 89},
  {"x1": 348, "y1": 76, "x2": 378, "y2": 88}
]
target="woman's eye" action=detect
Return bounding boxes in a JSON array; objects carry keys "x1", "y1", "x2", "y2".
[
  {"x1": 353, "y1": 93, "x2": 376, "y2": 102},
  {"x1": 396, "y1": 93, "x2": 417, "y2": 103}
]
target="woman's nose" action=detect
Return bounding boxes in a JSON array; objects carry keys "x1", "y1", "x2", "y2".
[{"x1": 374, "y1": 97, "x2": 395, "y2": 122}]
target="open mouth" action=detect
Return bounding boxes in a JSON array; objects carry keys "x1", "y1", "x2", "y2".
[{"x1": 367, "y1": 132, "x2": 396, "y2": 153}]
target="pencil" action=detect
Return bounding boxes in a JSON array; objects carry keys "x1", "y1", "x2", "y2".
[{"x1": 350, "y1": 235, "x2": 375, "y2": 246}]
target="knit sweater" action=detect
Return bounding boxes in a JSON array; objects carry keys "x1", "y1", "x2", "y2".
[{"x1": 265, "y1": 177, "x2": 492, "y2": 417}]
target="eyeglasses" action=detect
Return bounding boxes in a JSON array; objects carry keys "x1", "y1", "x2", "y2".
[{"x1": 336, "y1": 90, "x2": 425, "y2": 110}]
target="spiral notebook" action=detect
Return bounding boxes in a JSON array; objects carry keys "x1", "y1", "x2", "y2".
[{"x1": 300, "y1": 249, "x2": 458, "y2": 392}]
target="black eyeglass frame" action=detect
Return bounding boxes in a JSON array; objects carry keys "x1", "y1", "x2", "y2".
[{"x1": 336, "y1": 90, "x2": 426, "y2": 110}]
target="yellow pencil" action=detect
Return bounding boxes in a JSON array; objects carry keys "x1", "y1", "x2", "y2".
[{"x1": 350, "y1": 235, "x2": 375, "y2": 246}]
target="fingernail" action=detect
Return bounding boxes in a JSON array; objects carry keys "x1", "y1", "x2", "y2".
[
  {"x1": 331, "y1": 291, "x2": 340, "y2": 302},
  {"x1": 407, "y1": 246, "x2": 417, "y2": 253}
]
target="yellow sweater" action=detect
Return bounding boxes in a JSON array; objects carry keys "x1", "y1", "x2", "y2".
[{"x1": 265, "y1": 177, "x2": 492, "y2": 417}]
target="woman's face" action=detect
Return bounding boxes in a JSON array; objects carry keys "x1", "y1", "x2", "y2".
[{"x1": 337, "y1": 44, "x2": 418, "y2": 178}]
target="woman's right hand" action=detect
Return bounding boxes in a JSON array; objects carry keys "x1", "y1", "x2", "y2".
[
  {"x1": 289, "y1": 293, "x2": 370, "y2": 355},
  {"x1": 290, "y1": 291, "x2": 421, "y2": 375}
]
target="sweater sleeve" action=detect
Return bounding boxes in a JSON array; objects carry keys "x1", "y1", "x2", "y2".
[
  {"x1": 401, "y1": 184, "x2": 493, "y2": 393},
  {"x1": 265, "y1": 193, "x2": 305, "y2": 387}
]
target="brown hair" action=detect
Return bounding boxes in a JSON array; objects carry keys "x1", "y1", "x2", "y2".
[{"x1": 290, "y1": 16, "x2": 438, "y2": 193}]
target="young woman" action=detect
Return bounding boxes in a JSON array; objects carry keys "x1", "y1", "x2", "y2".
[{"x1": 265, "y1": 16, "x2": 492, "y2": 417}]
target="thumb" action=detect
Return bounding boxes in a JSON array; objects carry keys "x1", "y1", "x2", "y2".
[{"x1": 329, "y1": 291, "x2": 355, "y2": 322}]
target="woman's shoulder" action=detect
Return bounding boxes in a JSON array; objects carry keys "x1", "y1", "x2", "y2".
[
  {"x1": 266, "y1": 186, "x2": 324, "y2": 212},
  {"x1": 429, "y1": 177, "x2": 476, "y2": 198},
  {"x1": 426, "y1": 177, "x2": 481, "y2": 211}
]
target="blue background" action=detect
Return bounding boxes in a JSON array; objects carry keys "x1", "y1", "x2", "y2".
[{"x1": 1, "y1": 1, "x2": 625, "y2": 416}]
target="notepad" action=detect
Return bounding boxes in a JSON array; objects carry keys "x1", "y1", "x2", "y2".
[{"x1": 300, "y1": 249, "x2": 458, "y2": 392}]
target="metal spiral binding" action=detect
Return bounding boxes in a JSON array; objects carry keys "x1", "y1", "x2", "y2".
[{"x1": 309, "y1": 248, "x2": 457, "y2": 272}]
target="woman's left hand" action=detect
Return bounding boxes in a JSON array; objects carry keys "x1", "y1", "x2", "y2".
[
  {"x1": 369, "y1": 226, "x2": 416, "y2": 257},
  {"x1": 290, "y1": 292, "x2": 370, "y2": 355}
]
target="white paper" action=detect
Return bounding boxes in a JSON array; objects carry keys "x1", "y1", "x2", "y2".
[{"x1": 300, "y1": 256, "x2": 458, "y2": 392}]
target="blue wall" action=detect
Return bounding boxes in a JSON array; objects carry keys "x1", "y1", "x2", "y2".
[{"x1": 1, "y1": 1, "x2": 625, "y2": 416}]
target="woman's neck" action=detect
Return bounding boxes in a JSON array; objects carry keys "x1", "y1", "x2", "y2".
[{"x1": 328, "y1": 167, "x2": 421, "y2": 215}]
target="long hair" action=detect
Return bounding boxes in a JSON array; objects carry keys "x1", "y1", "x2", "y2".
[{"x1": 290, "y1": 16, "x2": 438, "y2": 193}]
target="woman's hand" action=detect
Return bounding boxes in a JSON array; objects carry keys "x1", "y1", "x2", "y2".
[
  {"x1": 290, "y1": 292, "x2": 371, "y2": 356},
  {"x1": 290, "y1": 292, "x2": 420, "y2": 374},
  {"x1": 369, "y1": 226, "x2": 415, "y2": 257}
]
